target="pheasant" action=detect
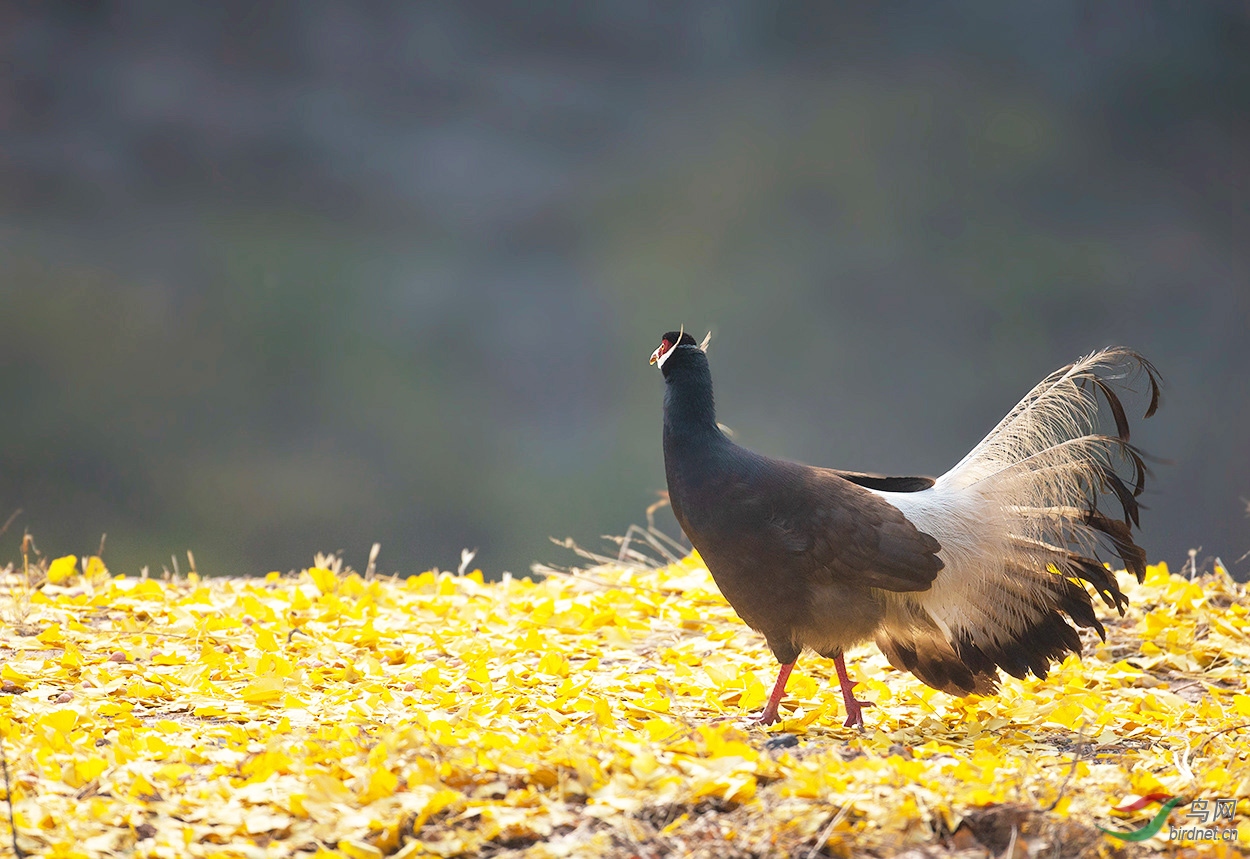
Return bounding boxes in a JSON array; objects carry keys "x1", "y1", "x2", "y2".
[{"x1": 651, "y1": 330, "x2": 1158, "y2": 727}]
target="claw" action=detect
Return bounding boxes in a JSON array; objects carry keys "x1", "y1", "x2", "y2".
[
  {"x1": 835, "y1": 653, "x2": 874, "y2": 729},
  {"x1": 752, "y1": 709, "x2": 781, "y2": 727},
  {"x1": 842, "y1": 697, "x2": 874, "y2": 729}
]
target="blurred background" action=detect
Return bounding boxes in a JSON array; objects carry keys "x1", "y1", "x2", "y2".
[{"x1": 2, "y1": 2, "x2": 1247, "y2": 580}]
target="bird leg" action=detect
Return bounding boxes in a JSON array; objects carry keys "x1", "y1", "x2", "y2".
[
  {"x1": 755, "y1": 661, "x2": 795, "y2": 726},
  {"x1": 834, "y1": 653, "x2": 873, "y2": 728}
]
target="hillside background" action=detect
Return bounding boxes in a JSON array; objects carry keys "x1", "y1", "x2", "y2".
[{"x1": 2, "y1": 2, "x2": 1247, "y2": 579}]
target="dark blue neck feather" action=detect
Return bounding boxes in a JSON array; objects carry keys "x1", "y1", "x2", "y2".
[{"x1": 662, "y1": 349, "x2": 722, "y2": 443}]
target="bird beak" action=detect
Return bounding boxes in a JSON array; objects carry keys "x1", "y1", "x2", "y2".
[{"x1": 649, "y1": 346, "x2": 662, "y2": 366}]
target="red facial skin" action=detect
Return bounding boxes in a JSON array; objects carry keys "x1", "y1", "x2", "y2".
[{"x1": 649, "y1": 338, "x2": 673, "y2": 365}]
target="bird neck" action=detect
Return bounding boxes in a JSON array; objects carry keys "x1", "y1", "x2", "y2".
[{"x1": 662, "y1": 356, "x2": 722, "y2": 442}]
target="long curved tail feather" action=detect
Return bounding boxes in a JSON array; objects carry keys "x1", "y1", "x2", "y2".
[{"x1": 870, "y1": 348, "x2": 1161, "y2": 695}]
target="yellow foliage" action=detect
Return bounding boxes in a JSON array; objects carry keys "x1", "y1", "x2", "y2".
[
  {"x1": 45, "y1": 555, "x2": 78, "y2": 585},
  {"x1": 307, "y1": 566, "x2": 338, "y2": 595},
  {"x1": 0, "y1": 558, "x2": 1246, "y2": 857}
]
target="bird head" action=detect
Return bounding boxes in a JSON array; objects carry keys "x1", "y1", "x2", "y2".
[{"x1": 650, "y1": 328, "x2": 710, "y2": 370}]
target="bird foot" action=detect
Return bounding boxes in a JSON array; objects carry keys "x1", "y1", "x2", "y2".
[
  {"x1": 842, "y1": 698, "x2": 874, "y2": 729},
  {"x1": 833, "y1": 654, "x2": 874, "y2": 729},
  {"x1": 753, "y1": 662, "x2": 794, "y2": 727},
  {"x1": 751, "y1": 706, "x2": 782, "y2": 727}
]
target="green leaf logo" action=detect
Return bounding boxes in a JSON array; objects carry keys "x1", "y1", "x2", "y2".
[{"x1": 1099, "y1": 796, "x2": 1187, "y2": 842}]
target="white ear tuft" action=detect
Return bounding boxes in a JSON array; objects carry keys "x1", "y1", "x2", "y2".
[
  {"x1": 699, "y1": 331, "x2": 712, "y2": 352},
  {"x1": 654, "y1": 324, "x2": 684, "y2": 370}
]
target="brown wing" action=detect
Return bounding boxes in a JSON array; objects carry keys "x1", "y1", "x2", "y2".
[
  {"x1": 761, "y1": 462, "x2": 944, "y2": 592},
  {"x1": 672, "y1": 448, "x2": 944, "y2": 667},
  {"x1": 682, "y1": 450, "x2": 943, "y2": 595}
]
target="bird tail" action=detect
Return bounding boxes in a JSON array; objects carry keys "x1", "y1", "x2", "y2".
[{"x1": 871, "y1": 348, "x2": 1161, "y2": 696}]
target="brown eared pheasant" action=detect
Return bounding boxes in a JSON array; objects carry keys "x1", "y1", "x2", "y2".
[{"x1": 651, "y1": 330, "x2": 1159, "y2": 728}]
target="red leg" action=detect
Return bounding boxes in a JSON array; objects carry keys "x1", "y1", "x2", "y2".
[
  {"x1": 755, "y1": 661, "x2": 795, "y2": 725},
  {"x1": 835, "y1": 653, "x2": 874, "y2": 729}
]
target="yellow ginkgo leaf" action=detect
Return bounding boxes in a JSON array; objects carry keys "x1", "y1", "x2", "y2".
[
  {"x1": 308, "y1": 566, "x2": 338, "y2": 594},
  {"x1": 46, "y1": 554, "x2": 78, "y2": 584}
]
